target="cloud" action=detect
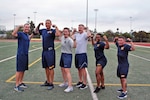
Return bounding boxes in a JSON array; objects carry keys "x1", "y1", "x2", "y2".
[{"x1": 0, "y1": 0, "x2": 150, "y2": 32}]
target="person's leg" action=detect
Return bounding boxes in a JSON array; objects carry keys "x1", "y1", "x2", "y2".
[
  {"x1": 64, "y1": 68, "x2": 72, "y2": 87},
  {"x1": 82, "y1": 68, "x2": 87, "y2": 85},
  {"x1": 45, "y1": 68, "x2": 50, "y2": 83},
  {"x1": 120, "y1": 78, "x2": 127, "y2": 92},
  {"x1": 19, "y1": 72, "x2": 24, "y2": 84},
  {"x1": 100, "y1": 70, "x2": 105, "y2": 87},
  {"x1": 15, "y1": 72, "x2": 20, "y2": 87},
  {"x1": 78, "y1": 68, "x2": 83, "y2": 82},
  {"x1": 61, "y1": 67, "x2": 67, "y2": 83},
  {"x1": 49, "y1": 68, "x2": 54, "y2": 84},
  {"x1": 95, "y1": 66, "x2": 102, "y2": 88}
]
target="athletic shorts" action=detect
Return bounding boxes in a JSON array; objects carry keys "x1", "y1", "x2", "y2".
[
  {"x1": 60, "y1": 53, "x2": 72, "y2": 68},
  {"x1": 117, "y1": 64, "x2": 129, "y2": 78},
  {"x1": 16, "y1": 54, "x2": 28, "y2": 71},
  {"x1": 75, "y1": 53, "x2": 88, "y2": 69},
  {"x1": 96, "y1": 57, "x2": 107, "y2": 68},
  {"x1": 42, "y1": 50, "x2": 55, "y2": 69}
]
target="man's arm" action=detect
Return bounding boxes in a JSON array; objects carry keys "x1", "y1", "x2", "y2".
[
  {"x1": 91, "y1": 34, "x2": 95, "y2": 45},
  {"x1": 12, "y1": 25, "x2": 23, "y2": 37},
  {"x1": 127, "y1": 38, "x2": 135, "y2": 51},
  {"x1": 55, "y1": 26, "x2": 61, "y2": 37},
  {"x1": 35, "y1": 23, "x2": 43, "y2": 34},
  {"x1": 103, "y1": 35, "x2": 109, "y2": 49}
]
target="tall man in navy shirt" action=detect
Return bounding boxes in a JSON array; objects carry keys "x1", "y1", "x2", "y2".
[
  {"x1": 114, "y1": 36, "x2": 135, "y2": 99},
  {"x1": 36, "y1": 19, "x2": 60, "y2": 90},
  {"x1": 12, "y1": 23, "x2": 33, "y2": 92}
]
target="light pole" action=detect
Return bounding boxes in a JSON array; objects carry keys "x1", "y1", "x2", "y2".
[
  {"x1": 130, "y1": 17, "x2": 133, "y2": 33},
  {"x1": 94, "y1": 9, "x2": 98, "y2": 33},
  {"x1": 86, "y1": 0, "x2": 88, "y2": 27},
  {"x1": 33, "y1": 12, "x2": 37, "y2": 25},
  {"x1": 13, "y1": 14, "x2": 16, "y2": 29},
  {"x1": 27, "y1": 17, "x2": 30, "y2": 23}
]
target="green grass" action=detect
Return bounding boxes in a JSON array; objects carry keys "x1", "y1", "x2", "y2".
[{"x1": 0, "y1": 41, "x2": 150, "y2": 100}]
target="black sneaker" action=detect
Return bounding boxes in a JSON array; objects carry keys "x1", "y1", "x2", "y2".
[
  {"x1": 117, "y1": 89, "x2": 123, "y2": 93},
  {"x1": 76, "y1": 82, "x2": 83, "y2": 88},
  {"x1": 40, "y1": 81, "x2": 50, "y2": 86},
  {"x1": 94, "y1": 87, "x2": 101, "y2": 93},
  {"x1": 101, "y1": 85, "x2": 105, "y2": 89},
  {"x1": 14, "y1": 86, "x2": 24, "y2": 92},
  {"x1": 47, "y1": 84, "x2": 54, "y2": 90},
  {"x1": 117, "y1": 92, "x2": 127, "y2": 99},
  {"x1": 19, "y1": 83, "x2": 28, "y2": 88},
  {"x1": 79, "y1": 84, "x2": 88, "y2": 90}
]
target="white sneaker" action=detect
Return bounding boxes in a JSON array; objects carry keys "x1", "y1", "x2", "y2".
[
  {"x1": 59, "y1": 82, "x2": 68, "y2": 88},
  {"x1": 64, "y1": 86, "x2": 73, "y2": 92}
]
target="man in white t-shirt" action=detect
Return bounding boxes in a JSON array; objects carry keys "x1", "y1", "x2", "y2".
[{"x1": 72, "y1": 24, "x2": 91, "y2": 90}]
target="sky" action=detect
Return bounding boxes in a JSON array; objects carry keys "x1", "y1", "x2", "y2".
[{"x1": 0, "y1": 0, "x2": 150, "y2": 32}]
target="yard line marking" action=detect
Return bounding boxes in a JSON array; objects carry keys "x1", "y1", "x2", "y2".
[
  {"x1": 0, "y1": 47, "x2": 42, "y2": 63},
  {"x1": 7, "y1": 80, "x2": 150, "y2": 87},
  {"x1": 135, "y1": 45, "x2": 150, "y2": 48},
  {"x1": 110, "y1": 48, "x2": 150, "y2": 62},
  {"x1": 129, "y1": 53, "x2": 150, "y2": 62},
  {"x1": 0, "y1": 44, "x2": 16, "y2": 48},
  {"x1": 6, "y1": 57, "x2": 41, "y2": 82},
  {"x1": 86, "y1": 68, "x2": 98, "y2": 100}
]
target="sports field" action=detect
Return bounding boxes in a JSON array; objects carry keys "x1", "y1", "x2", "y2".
[{"x1": 0, "y1": 40, "x2": 150, "y2": 100}]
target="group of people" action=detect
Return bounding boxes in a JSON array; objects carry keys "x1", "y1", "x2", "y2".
[{"x1": 12, "y1": 19, "x2": 135, "y2": 99}]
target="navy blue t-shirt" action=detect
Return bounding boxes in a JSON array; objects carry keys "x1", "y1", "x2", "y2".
[
  {"x1": 94, "y1": 41, "x2": 106, "y2": 60},
  {"x1": 17, "y1": 32, "x2": 30, "y2": 55},
  {"x1": 39, "y1": 29, "x2": 56, "y2": 50},
  {"x1": 116, "y1": 42, "x2": 131, "y2": 65}
]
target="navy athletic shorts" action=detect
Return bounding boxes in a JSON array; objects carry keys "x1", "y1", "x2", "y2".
[
  {"x1": 117, "y1": 64, "x2": 129, "y2": 78},
  {"x1": 96, "y1": 57, "x2": 107, "y2": 68},
  {"x1": 60, "y1": 53, "x2": 72, "y2": 68},
  {"x1": 16, "y1": 54, "x2": 28, "y2": 71},
  {"x1": 75, "y1": 53, "x2": 88, "y2": 69},
  {"x1": 42, "y1": 50, "x2": 55, "y2": 69}
]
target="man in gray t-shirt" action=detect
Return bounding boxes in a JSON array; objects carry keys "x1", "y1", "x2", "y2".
[
  {"x1": 59, "y1": 27, "x2": 76, "y2": 93},
  {"x1": 72, "y1": 24, "x2": 91, "y2": 90}
]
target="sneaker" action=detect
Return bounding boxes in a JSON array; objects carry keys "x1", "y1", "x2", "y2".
[
  {"x1": 117, "y1": 92, "x2": 127, "y2": 99},
  {"x1": 101, "y1": 85, "x2": 105, "y2": 89},
  {"x1": 40, "y1": 81, "x2": 50, "y2": 86},
  {"x1": 47, "y1": 84, "x2": 54, "y2": 90},
  {"x1": 76, "y1": 82, "x2": 83, "y2": 88},
  {"x1": 59, "y1": 82, "x2": 68, "y2": 88},
  {"x1": 19, "y1": 83, "x2": 28, "y2": 88},
  {"x1": 93, "y1": 87, "x2": 101, "y2": 93},
  {"x1": 64, "y1": 86, "x2": 73, "y2": 92},
  {"x1": 79, "y1": 84, "x2": 88, "y2": 90},
  {"x1": 117, "y1": 89, "x2": 127, "y2": 94},
  {"x1": 14, "y1": 86, "x2": 24, "y2": 92}
]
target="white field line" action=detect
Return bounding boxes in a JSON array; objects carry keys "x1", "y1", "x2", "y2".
[
  {"x1": 0, "y1": 47, "x2": 42, "y2": 63},
  {"x1": 86, "y1": 68, "x2": 98, "y2": 100},
  {"x1": 110, "y1": 48, "x2": 150, "y2": 62},
  {"x1": 135, "y1": 45, "x2": 150, "y2": 48},
  {"x1": 0, "y1": 44, "x2": 16, "y2": 48}
]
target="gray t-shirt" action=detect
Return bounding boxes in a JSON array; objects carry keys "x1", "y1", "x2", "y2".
[
  {"x1": 74, "y1": 32, "x2": 88, "y2": 54},
  {"x1": 61, "y1": 36, "x2": 74, "y2": 54}
]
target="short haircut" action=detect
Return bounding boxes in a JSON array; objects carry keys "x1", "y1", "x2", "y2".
[
  {"x1": 78, "y1": 24, "x2": 84, "y2": 27},
  {"x1": 63, "y1": 27, "x2": 70, "y2": 31},
  {"x1": 46, "y1": 19, "x2": 51, "y2": 23},
  {"x1": 24, "y1": 23, "x2": 30, "y2": 26},
  {"x1": 118, "y1": 36, "x2": 126, "y2": 40},
  {"x1": 96, "y1": 33, "x2": 102, "y2": 37}
]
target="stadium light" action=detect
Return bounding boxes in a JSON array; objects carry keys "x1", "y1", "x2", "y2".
[
  {"x1": 13, "y1": 14, "x2": 16, "y2": 29},
  {"x1": 94, "y1": 9, "x2": 98, "y2": 33}
]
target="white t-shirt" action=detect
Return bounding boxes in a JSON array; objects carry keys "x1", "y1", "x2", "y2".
[
  {"x1": 74, "y1": 32, "x2": 88, "y2": 54},
  {"x1": 61, "y1": 36, "x2": 74, "y2": 54}
]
